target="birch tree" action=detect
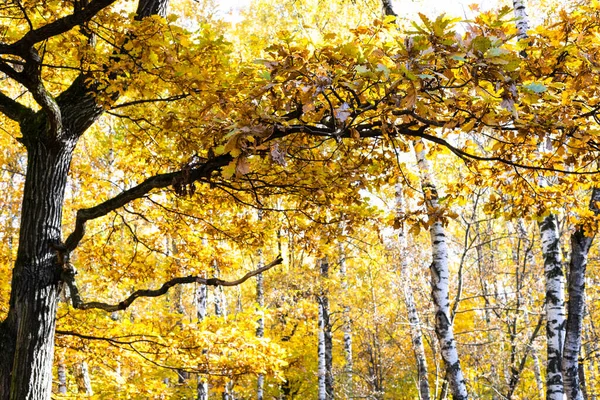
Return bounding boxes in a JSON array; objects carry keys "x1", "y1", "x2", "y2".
[
  {"x1": 338, "y1": 237, "x2": 354, "y2": 396},
  {"x1": 317, "y1": 258, "x2": 334, "y2": 400},
  {"x1": 414, "y1": 139, "x2": 468, "y2": 400},
  {"x1": 256, "y1": 211, "x2": 266, "y2": 400},
  {"x1": 394, "y1": 184, "x2": 431, "y2": 400},
  {"x1": 197, "y1": 275, "x2": 209, "y2": 400}
]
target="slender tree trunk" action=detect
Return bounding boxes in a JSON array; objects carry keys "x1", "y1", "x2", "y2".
[
  {"x1": 317, "y1": 258, "x2": 334, "y2": 400},
  {"x1": 212, "y1": 264, "x2": 233, "y2": 400},
  {"x1": 563, "y1": 188, "x2": 600, "y2": 400},
  {"x1": 509, "y1": 2, "x2": 568, "y2": 397},
  {"x1": 538, "y1": 214, "x2": 566, "y2": 400},
  {"x1": 513, "y1": 0, "x2": 530, "y2": 41},
  {"x1": 197, "y1": 274, "x2": 209, "y2": 400},
  {"x1": 214, "y1": 262, "x2": 228, "y2": 319},
  {"x1": 171, "y1": 239, "x2": 190, "y2": 384},
  {"x1": 395, "y1": 184, "x2": 431, "y2": 400},
  {"x1": 57, "y1": 355, "x2": 68, "y2": 394},
  {"x1": 583, "y1": 324, "x2": 596, "y2": 400},
  {"x1": 256, "y1": 247, "x2": 265, "y2": 400},
  {"x1": 414, "y1": 139, "x2": 468, "y2": 400},
  {"x1": 339, "y1": 240, "x2": 354, "y2": 396},
  {"x1": 75, "y1": 361, "x2": 93, "y2": 396},
  {"x1": 515, "y1": 220, "x2": 545, "y2": 399}
]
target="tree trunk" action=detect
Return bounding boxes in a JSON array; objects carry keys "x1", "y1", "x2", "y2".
[
  {"x1": 563, "y1": 188, "x2": 600, "y2": 400},
  {"x1": 538, "y1": 214, "x2": 566, "y2": 400},
  {"x1": 395, "y1": 184, "x2": 430, "y2": 400},
  {"x1": 214, "y1": 262, "x2": 228, "y2": 319},
  {"x1": 57, "y1": 356, "x2": 67, "y2": 394},
  {"x1": 512, "y1": 0, "x2": 530, "y2": 41},
  {"x1": 0, "y1": 1, "x2": 168, "y2": 398},
  {"x1": 256, "y1": 247, "x2": 265, "y2": 400},
  {"x1": 317, "y1": 258, "x2": 334, "y2": 400},
  {"x1": 75, "y1": 361, "x2": 93, "y2": 396},
  {"x1": 414, "y1": 139, "x2": 468, "y2": 400},
  {"x1": 583, "y1": 324, "x2": 597, "y2": 400},
  {"x1": 212, "y1": 264, "x2": 233, "y2": 400},
  {"x1": 197, "y1": 271, "x2": 209, "y2": 400},
  {"x1": 339, "y1": 240, "x2": 354, "y2": 396},
  {"x1": 0, "y1": 139, "x2": 75, "y2": 399}
]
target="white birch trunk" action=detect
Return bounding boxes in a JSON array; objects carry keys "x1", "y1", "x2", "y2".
[
  {"x1": 538, "y1": 214, "x2": 566, "y2": 400},
  {"x1": 256, "y1": 247, "x2": 265, "y2": 400},
  {"x1": 213, "y1": 263, "x2": 232, "y2": 400},
  {"x1": 339, "y1": 241, "x2": 354, "y2": 395},
  {"x1": 170, "y1": 239, "x2": 190, "y2": 384},
  {"x1": 414, "y1": 139, "x2": 468, "y2": 400},
  {"x1": 214, "y1": 263, "x2": 228, "y2": 319},
  {"x1": 513, "y1": 0, "x2": 530, "y2": 41},
  {"x1": 395, "y1": 184, "x2": 431, "y2": 400},
  {"x1": 318, "y1": 295, "x2": 327, "y2": 400},
  {"x1": 197, "y1": 273, "x2": 209, "y2": 400},
  {"x1": 317, "y1": 258, "x2": 334, "y2": 400},
  {"x1": 511, "y1": 2, "x2": 567, "y2": 397},
  {"x1": 75, "y1": 361, "x2": 93, "y2": 396},
  {"x1": 57, "y1": 356, "x2": 67, "y2": 394}
]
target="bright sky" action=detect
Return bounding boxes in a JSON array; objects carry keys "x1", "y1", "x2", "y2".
[{"x1": 217, "y1": 0, "x2": 504, "y2": 23}]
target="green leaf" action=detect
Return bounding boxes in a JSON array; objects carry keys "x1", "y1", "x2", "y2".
[
  {"x1": 259, "y1": 70, "x2": 271, "y2": 80},
  {"x1": 523, "y1": 82, "x2": 547, "y2": 93},
  {"x1": 355, "y1": 65, "x2": 369, "y2": 74},
  {"x1": 472, "y1": 36, "x2": 491, "y2": 53}
]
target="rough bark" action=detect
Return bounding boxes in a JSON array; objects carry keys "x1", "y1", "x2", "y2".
[
  {"x1": 414, "y1": 139, "x2": 468, "y2": 400},
  {"x1": 0, "y1": 1, "x2": 169, "y2": 398},
  {"x1": 563, "y1": 188, "x2": 600, "y2": 400},
  {"x1": 395, "y1": 184, "x2": 430, "y2": 400},
  {"x1": 4, "y1": 139, "x2": 75, "y2": 400}
]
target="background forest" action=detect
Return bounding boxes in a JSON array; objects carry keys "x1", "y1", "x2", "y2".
[{"x1": 1, "y1": 0, "x2": 600, "y2": 399}]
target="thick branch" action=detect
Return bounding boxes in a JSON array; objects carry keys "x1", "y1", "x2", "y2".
[
  {"x1": 0, "y1": 0, "x2": 120, "y2": 56},
  {"x1": 62, "y1": 256, "x2": 283, "y2": 312},
  {"x1": 56, "y1": 74, "x2": 104, "y2": 139},
  {"x1": 64, "y1": 153, "x2": 233, "y2": 252},
  {"x1": 0, "y1": 90, "x2": 34, "y2": 123}
]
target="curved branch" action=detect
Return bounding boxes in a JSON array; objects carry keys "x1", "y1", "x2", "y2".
[
  {"x1": 62, "y1": 256, "x2": 283, "y2": 312},
  {"x1": 56, "y1": 330, "x2": 162, "y2": 346},
  {"x1": 64, "y1": 153, "x2": 233, "y2": 252},
  {"x1": 407, "y1": 128, "x2": 600, "y2": 175},
  {"x1": 0, "y1": 0, "x2": 120, "y2": 56}
]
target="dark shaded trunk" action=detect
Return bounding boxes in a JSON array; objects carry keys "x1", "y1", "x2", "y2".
[
  {"x1": 0, "y1": 0, "x2": 169, "y2": 396},
  {"x1": 0, "y1": 138, "x2": 75, "y2": 399},
  {"x1": 563, "y1": 188, "x2": 600, "y2": 400}
]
